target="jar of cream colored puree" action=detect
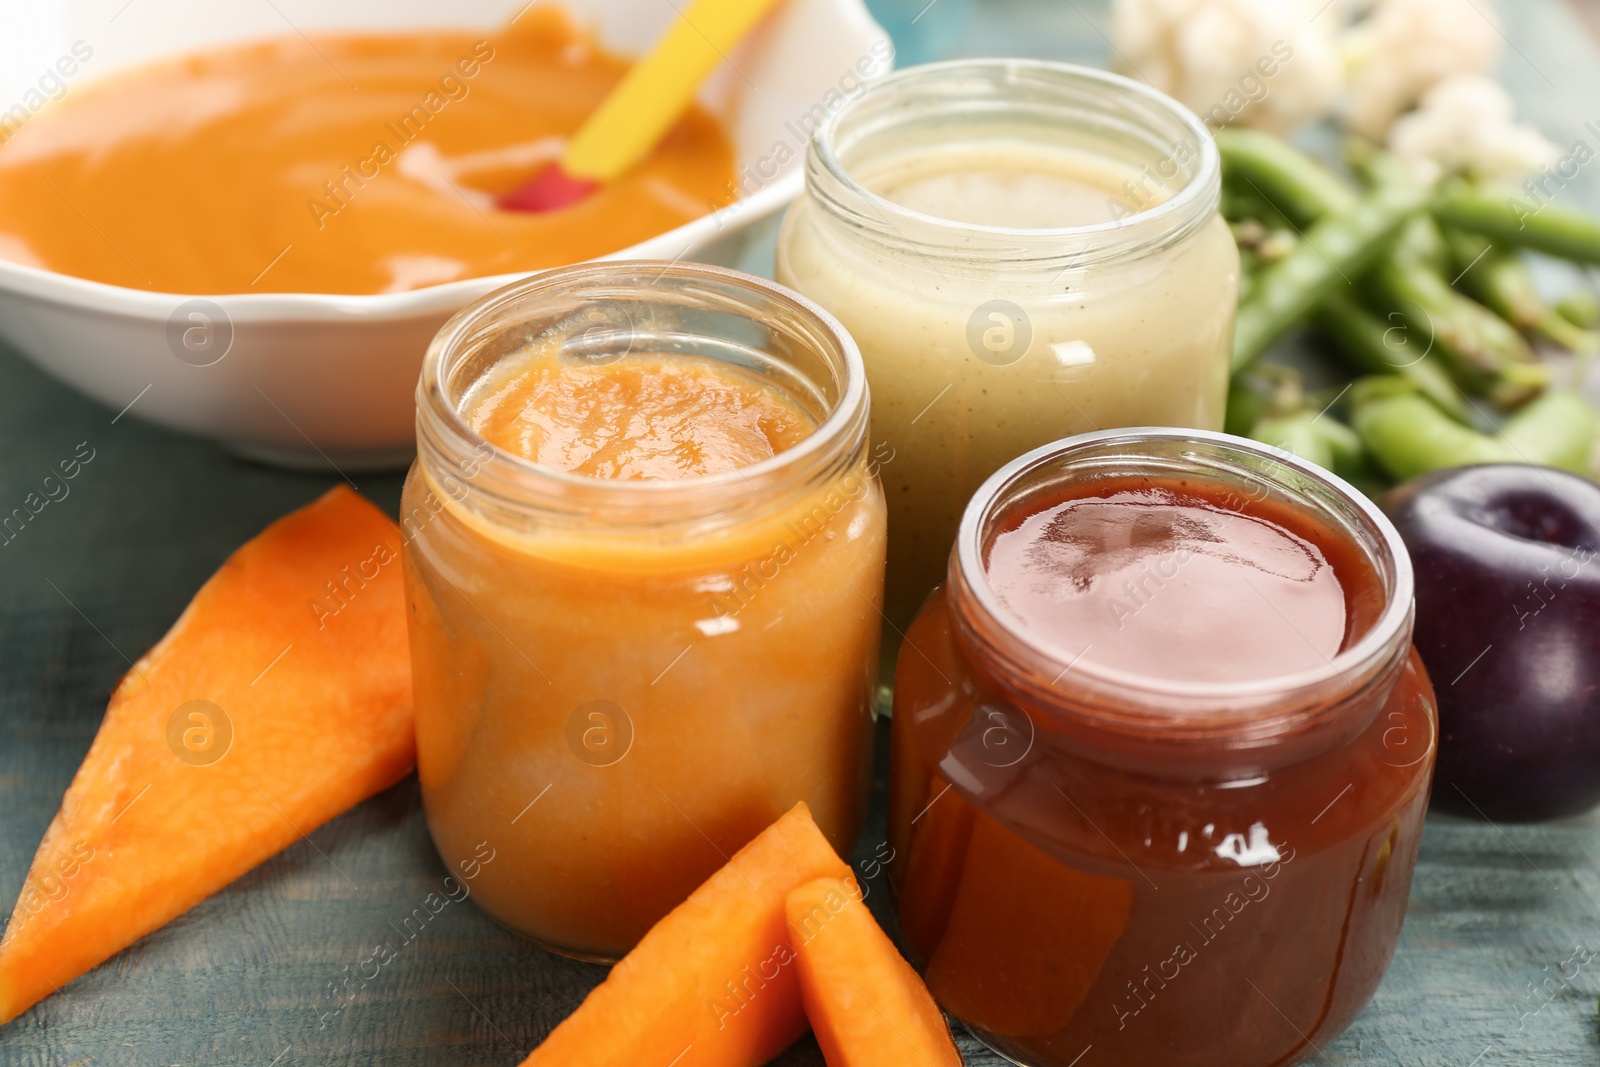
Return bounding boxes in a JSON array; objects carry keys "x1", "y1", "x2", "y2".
[{"x1": 777, "y1": 59, "x2": 1238, "y2": 629}]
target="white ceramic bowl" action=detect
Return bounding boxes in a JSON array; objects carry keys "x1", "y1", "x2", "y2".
[{"x1": 0, "y1": 0, "x2": 890, "y2": 467}]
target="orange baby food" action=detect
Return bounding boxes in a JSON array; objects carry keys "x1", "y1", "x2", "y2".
[
  {"x1": 0, "y1": 7, "x2": 734, "y2": 294},
  {"x1": 0, "y1": 487, "x2": 412, "y2": 1024},
  {"x1": 405, "y1": 297, "x2": 886, "y2": 960},
  {"x1": 466, "y1": 349, "x2": 813, "y2": 479}
]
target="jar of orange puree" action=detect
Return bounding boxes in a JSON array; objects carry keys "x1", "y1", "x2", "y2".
[
  {"x1": 889, "y1": 429, "x2": 1437, "y2": 1067},
  {"x1": 403, "y1": 262, "x2": 886, "y2": 960}
]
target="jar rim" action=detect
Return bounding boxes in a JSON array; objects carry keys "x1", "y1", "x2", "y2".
[
  {"x1": 807, "y1": 58, "x2": 1220, "y2": 256},
  {"x1": 415, "y1": 260, "x2": 871, "y2": 531},
  {"x1": 950, "y1": 428, "x2": 1416, "y2": 724}
]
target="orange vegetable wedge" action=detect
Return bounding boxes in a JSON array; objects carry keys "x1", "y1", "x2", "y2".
[
  {"x1": 785, "y1": 877, "x2": 961, "y2": 1067},
  {"x1": 521, "y1": 802, "x2": 851, "y2": 1067},
  {"x1": 0, "y1": 486, "x2": 413, "y2": 1024},
  {"x1": 924, "y1": 811, "x2": 1136, "y2": 1038}
]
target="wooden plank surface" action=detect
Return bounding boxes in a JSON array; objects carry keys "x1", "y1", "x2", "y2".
[{"x1": 3, "y1": 0, "x2": 1600, "y2": 1064}]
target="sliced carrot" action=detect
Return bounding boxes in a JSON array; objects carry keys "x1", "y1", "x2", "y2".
[
  {"x1": 522, "y1": 802, "x2": 850, "y2": 1067},
  {"x1": 0, "y1": 486, "x2": 413, "y2": 1024},
  {"x1": 924, "y1": 810, "x2": 1135, "y2": 1038},
  {"x1": 785, "y1": 877, "x2": 960, "y2": 1067}
]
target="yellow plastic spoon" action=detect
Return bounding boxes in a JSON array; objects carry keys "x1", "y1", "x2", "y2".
[{"x1": 499, "y1": 0, "x2": 785, "y2": 212}]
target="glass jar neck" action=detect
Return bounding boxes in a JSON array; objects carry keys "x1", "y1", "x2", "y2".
[
  {"x1": 414, "y1": 261, "x2": 871, "y2": 543},
  {"x1": 944, "y1": 429, "x2": 1417, "y2": 777},
  {"x1": 804, "y1": 59, "x2": 1221, "y2": 277}
]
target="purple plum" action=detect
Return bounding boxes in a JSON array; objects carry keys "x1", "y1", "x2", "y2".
[{"x1": 1383, "y1": 464, "x2": 1600, "y2": 822}]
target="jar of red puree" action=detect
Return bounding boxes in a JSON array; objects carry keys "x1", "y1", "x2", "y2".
[{"x1": 888, "y1": 429, "x2": 1436, "y2": 1067}]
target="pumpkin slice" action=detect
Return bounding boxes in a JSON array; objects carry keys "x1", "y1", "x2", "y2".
[
  {"x1": 785, "y1": 877, "x2": 960, "y2": 1067},
  {"x1": 522, "y1": 802, "x2": 850, "y2": 1067},
  {"x1": 0, "y1": 486, "x2": 413, "y2": 1024}
]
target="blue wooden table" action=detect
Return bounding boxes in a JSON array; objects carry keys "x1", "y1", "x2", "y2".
[{"x1": 3, "y1": 1, "x2": 1600, "y2": 1064}]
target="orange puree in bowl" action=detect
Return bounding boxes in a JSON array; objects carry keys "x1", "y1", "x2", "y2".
[
  {"x1": 404, "y1": 334, "x2": 886, "y2": 959},
  {"x1": 0, "y1": 8, "x2": 734, "y2": 295},
  {"x1": 466, "y1": 349, "x2": 814, "y2": 479}
]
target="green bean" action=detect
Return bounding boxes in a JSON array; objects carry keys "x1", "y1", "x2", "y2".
[
  {"x1": 1217, "y1": 129, "x2": 1356, "y2": 226},
  {"x1": 1443, "y1": 228, "x2": 1541, "y2": 325},
  {"x1": 1444, "y1": 227, "x2": 1600, "y2": 352},
  {"x1": 1348, "y1": 147, "x2": 1457, "y2": 277},
  {"x1": 1396, "y1": 214, "x2": 1452, "y2": 277},
  {"x1": 1221, "y1": 184, "x2": 1254, "y2": 223},
  {"x1": 1360, "y1": 255, "x2": 1540, "y2": 388},
  {"x1": 1324, "y1": 169, "x2": 1544, "y2": 405},
  {"x1": 1312, "y1": 292, "x2": 1473, "y2": 421},
  {"x1": 1250, "y1": 409, "x2": 1366, "y2": 475},
  {"x1": 1433, "y1": 179, "x2": 1600, "y2": 265},
  {"x1": 1502, "y1": 390, "x2": 1600, "y2": 472},
  {"x1": 1226, "y1": 381, "x2": 1268, "y2": 437},
  {"x1": 1558, "y1": 290, "x2": 1600, "y2": 329},
  {"x1": 1352, "y1": 379, "x2": 1598, "y2": 480},
  {"x1": 1341, "y1": 145, "x2": 1559, "y2": 386},
  {"x1": 1225, "y1": 364, "x2": 1303, "y2": 436},
  {"x1": 1488, "y1": 362, "x2": 1560, "y2": 409},
  {"x1": 1222, "y1": 183, "x2": 1296, "y2": 231},
  {"x1": 1334, "y1": 146, "x2": 1541, "y2": 386},
  {"x1": 1250, "y1": 410, "x2": 1339, "y2": 470},
  {"x1": 1344, "y1": 137, "x2": 1402, "y2": 186},
  {"x1": 1231, "y1": 180, "x2": 1429, "y2": 372},
  {"x1": 1352, "y1": 386, "x2": 1514, "y2": 480},
  {"x1": 1354, "y1": 207, "x2": 1543, "y2": 406},
  {"x1": 1246, "y1": 391, "x2": 1383, "y2": 490}
]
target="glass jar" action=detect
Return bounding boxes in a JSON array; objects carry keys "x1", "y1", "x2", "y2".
[
  {"x1": 887, "y1": 429, "x2": 1437, "y2": 1067},
  {"x1": 777, "y1": 59, "x2": 1238, "y2": 629},
  {"x1": 403, "y1": 261, "x2": 886, "y2": 961}
]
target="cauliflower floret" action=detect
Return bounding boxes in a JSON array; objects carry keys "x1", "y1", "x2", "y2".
[
  {"x1": 1387, "y1": 75, "x2": 1561, "y2": 185},
  {"x1": 1110, "y1": 0, "x2": 1343, "y2": 135},
  {"x1": 1341, "y1": 0, "x2": 1502, "y2": 139}
]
